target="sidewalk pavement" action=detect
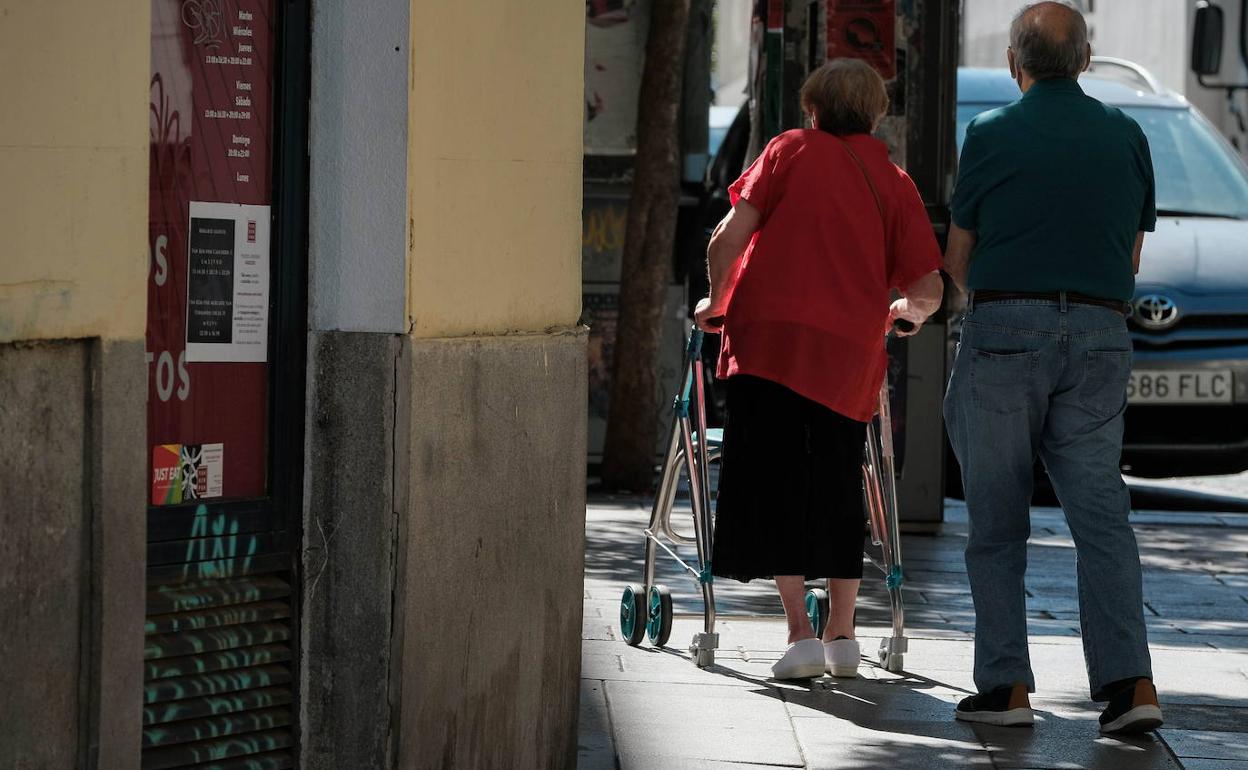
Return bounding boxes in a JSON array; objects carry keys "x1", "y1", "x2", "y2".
[{"x1": 577, "y1": 498, "x2": 1248, "y2": 769}]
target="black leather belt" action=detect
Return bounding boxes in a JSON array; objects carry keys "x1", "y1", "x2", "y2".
[{"x1": 973, "y1": 290, "x2": 1129, "y2": 315}]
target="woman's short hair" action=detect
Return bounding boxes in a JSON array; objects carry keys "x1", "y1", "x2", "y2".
[{"x1": 799, "y1": 59, "x2": 889, "y2": 136}]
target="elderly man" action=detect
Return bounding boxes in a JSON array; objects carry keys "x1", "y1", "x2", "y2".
[{"x1": 943, "y1": 2, "x2": 1162, "y2": 734}]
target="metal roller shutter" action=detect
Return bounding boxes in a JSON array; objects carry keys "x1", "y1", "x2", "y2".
[{"x1": 142, "y1": 503, "x2": 296, "y2": 769}]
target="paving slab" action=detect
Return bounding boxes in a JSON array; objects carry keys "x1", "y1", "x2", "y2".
[
  {"x1": 610, "y1": 720, "x2": 805, "y2": 766},
  {"x1": 780, "y1": 674, "x2": 970, "y2": 722},
  {"x1": 1180, "y1": 760, "x2": 1248, "y2": 770},
  {"x1": 606, "y1": 679, "x2": 795, "y2": 730},
  {"x1": 615, "y1": 754, "x2": 802, "y2": 770},
  {"x1": 788, "y1": 728, "x2": 993, "y2": 768},
  {"x1": 1164, "y1": 731, "x2": 1248, "y2": 762},
  {"x1": 1160, "y1": 704, "x2": 1248, "y2": 733},
  {"x1": 974, "y1": 718, "x2": 1179, "y2": 769},
  {"x1": 1150, "y1": 603, "x2": 1248, "y2": 622},
  {"x1": 577, "y1": 680, "x2": 616, "y2": 770}
]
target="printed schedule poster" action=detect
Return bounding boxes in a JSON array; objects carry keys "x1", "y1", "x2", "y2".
[{"x1": 185, "y1": 201, "x2": 270, "y2": 363}]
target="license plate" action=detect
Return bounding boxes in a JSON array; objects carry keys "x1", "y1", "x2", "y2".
[{"x1": 1127, "y1": 370, "x2": 1234, "y2": 405}]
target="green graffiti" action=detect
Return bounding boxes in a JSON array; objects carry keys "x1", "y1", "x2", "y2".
[
  {"x1": 142, "y1": 707, "x2": 291, "y2": 748},
  {"x1": 146, "y1": 643, "x2": 290, "y2": 680},
  {"x1": 181, "y1": 504, "x2": 260, "y2": 581},
  {"x1": 143, "y1": 686, "x2": 292, "y2": 727},
  {"x1": 145, "y1": 621, "x2": 291, "y2": 661},
  {"x1": 141, "y1": 728, "x2": 292, "y2": 766},
  {"x1": 144, "y1": 664, "x2": 290, "y2": 705}
]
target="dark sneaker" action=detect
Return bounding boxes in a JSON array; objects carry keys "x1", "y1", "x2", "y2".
[
  {"x1": 955, "y1": 683, "x2": 1034, "y2": 727},
  {"x1": 1099, "y1": 679, "x2": 1163, "y2": 734}
]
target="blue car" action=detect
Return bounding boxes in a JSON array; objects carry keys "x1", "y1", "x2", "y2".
[{"x1": 958, "y1": 61, "x2": 1248, "y2": 477}]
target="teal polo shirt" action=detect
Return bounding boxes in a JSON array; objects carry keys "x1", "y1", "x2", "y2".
[{"x1": 951, "y1": 77, "x2": 1156, "y2": 302}]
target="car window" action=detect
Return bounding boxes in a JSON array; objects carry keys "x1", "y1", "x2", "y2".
[
  {"x1": 1121, "y1": 107, "x2": 1248, "y2": 219},
  {"x1": 955, "y1": 104, "x2": 1248, "y2": 220}
]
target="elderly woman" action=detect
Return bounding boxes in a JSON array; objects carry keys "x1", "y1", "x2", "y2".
[{"x1": 695, "y1": 59, "x2": 944, "y2": 680}]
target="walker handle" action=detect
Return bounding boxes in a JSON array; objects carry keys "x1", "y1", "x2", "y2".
[{"x1": 891, "y1": 318, "x2": 916, "y2": 335}]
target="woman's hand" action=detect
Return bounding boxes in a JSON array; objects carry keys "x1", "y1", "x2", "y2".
[
  {"x1": 887, "y1": 298, "x2": 925, "y2": 337},
  {"x1": 695, "y1": 298, "x2": 727, "y2": 333},
  {"x1": 888, "y1": 270, "x2": 944, "y2": 337}
]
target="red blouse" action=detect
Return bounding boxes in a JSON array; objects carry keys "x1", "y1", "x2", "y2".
[{"x1": 717, "y1": 129, "x2": 942, "y2": 422}]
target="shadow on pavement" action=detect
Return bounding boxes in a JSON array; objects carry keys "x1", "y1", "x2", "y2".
[
  {"x1": 1127, "y1": 483, "x2": 1248, "y2": 513},
  {"x1": 711, "y1": 656, "x2": 1177, "y2": 770}
]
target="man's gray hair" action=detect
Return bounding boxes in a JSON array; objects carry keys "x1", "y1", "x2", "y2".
[{"x1": 1009, "y1": 1, "x2": 1089, "y2": 80}]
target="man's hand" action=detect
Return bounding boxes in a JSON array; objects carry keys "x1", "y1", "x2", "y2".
[
  {"x1": 694, "y1": 297, "x2": 727, "y2": 333},
  {"x1": 887, "y1": 298, "x2": 925, "y2": 337}
]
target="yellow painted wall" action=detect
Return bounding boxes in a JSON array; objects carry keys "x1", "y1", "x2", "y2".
[
  {"x1": 0, "y1": 1, "x2": 149, "y2": 344},
  {"x1": 407, "y1": 2, "x2": 584, "y2": 338}
]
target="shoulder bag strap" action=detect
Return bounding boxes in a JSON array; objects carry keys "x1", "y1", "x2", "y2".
[{"x1": 835, "y1": 137, "x2": 886, "y2": 227}]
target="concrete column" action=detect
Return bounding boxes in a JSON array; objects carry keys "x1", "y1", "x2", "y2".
[
  {"x1": 303, "y1": 1, "x2": 586, "y2": 767},
  {"x1": 87, "y1": 339, "x2": 148, "y2": 767},
  {"x1": 301, "y1": 1, "x2": 411, "y2": 767}
]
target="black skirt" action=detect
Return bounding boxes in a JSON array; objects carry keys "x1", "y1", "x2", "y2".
[{"x1": 711, "y1": 374, "x2": 868, "y2": 582}]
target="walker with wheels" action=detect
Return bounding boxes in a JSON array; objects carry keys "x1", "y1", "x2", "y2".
[{"x1": 618, "y1": 325, "x2": 909, "y2": 672}]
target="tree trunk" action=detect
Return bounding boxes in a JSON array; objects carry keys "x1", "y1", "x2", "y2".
[{"x1": 600, "y1": 0, "x2": 693, "y2": 492}]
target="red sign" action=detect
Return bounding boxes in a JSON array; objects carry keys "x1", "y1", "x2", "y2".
[
  {"x1": 151, "y1": 444, "x2": 182, "y2": 505},
  {"x1": 148, "y1": 0, "x2": 276, "y2": 502},
  {"x1": 827, "y1": 0, "x2": 897, "y2": 81}
]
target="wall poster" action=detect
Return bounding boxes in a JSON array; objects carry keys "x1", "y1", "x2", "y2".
[
  {"x1": 185, "y1": 200, "x2": 270, "y2": 363},
  {"x1": 148, "y1": 0, "x2": 277, "y2": 503}
]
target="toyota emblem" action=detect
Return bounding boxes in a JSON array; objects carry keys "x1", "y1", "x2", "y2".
[{"x1": 1133, "y1": 295, "x2": 1180, "y2": 330}]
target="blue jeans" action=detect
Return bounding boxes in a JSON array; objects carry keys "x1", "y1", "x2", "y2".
[{"x1": 944, "y1": 295, "x2": 1153, "y2": 700}]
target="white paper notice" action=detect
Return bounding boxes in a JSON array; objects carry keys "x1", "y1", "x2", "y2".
[
  {"x1": 185, "y1": 201, "x2": 271, "y2": 363},
  {"x1": 199, "y1": 443, "x2": 224, "y2": 498}
]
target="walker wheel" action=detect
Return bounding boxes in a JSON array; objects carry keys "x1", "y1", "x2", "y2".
[
  {"x1": 693, "y1": 648, "x2": 715, "y2": 668},
  {"x1": 805, "y1": 588, "x2": 830, "y2": 638},
  {"x1": 878, "y1": 645, "x2": 905, "y2": 673},
  {"x1": 620, "y1": 584, "x2": 648, "y2": 646},
  {"x1": 646, "y1": 585, "x2": 673, "y2": 647}
]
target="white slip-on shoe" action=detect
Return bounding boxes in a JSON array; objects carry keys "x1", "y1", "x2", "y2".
[
  {"x1": 823, "y1": 638, "x2": 860, "y2": 678},
  {"x1": 771, "y1": 639, "x2": 826, "y2": 680}
]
